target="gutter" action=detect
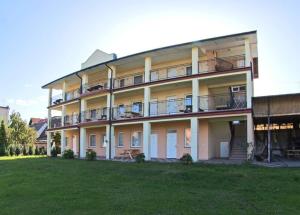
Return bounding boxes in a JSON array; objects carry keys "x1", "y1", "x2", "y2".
[{"x1": 75, "y1": 73, "x2": 82, "y2": 157}]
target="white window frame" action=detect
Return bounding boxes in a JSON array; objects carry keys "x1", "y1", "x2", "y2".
[
  {"x1": 117, "y1": 132, "x2": 124, "y2": 147},
  {"x1": 89, "y1": 134, "x2": 96, "y2": 148},
  {"x1": 131, "y1": 131, "x2": 142, "y2": 148},
  {"x1": 184, "y1": 128, "x2": 191, "y2": 148}
]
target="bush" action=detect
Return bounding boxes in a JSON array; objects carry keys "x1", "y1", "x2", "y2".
[
  {"x1": 22, "y1": 146, "x2": 27, "y2": 156},
  {"x1": 0, "y1": 142, "x2": 5, "y2": 156},
  {"x1": 28, "y1": 146, "x2": 33, "y2": 155},
  {"x1": 51, "y1": 147, "x2": 57, "y2": 157},
  {"x1": 39, "y1": 147, "x2": 46, "y2": 155},
  {"x1": 135, "y1": 153, "x2": 145, "y2": 163},
  {"x1": 63, "y1": 149, "x2": 74, "y2": 159},
  {"x1": 86, "y1": 149, "x2": 96, "y2": 161},
  {"x1": 15, "y1": 146, "x2": 21, "y2": 156},
  {"x1": 8, "y1": 145, "x2": 15, "y2": 156},
  {"x1": 35, "y1": 147, "x2": 39, "y2": 155},
  {"x1": 180, "y1": 153, "x2": 193, "y2": 165}
]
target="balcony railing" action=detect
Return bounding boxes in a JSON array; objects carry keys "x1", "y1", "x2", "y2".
[
  {"x1": 63, "y1": 114, "x2": 79, "y2": 126},
  {"x1": 50, "y1": 116, "x2": 62, "y2": 128},
  {"x1": 51, "y1": 94, "x2": 63, "y2": 106},
  {"x1": 199, "y1": 92, "x2": 247, "y2": 111},
  {"x1": 81, "y1": 108, "x2": 108, "y2": 123},
  {"x1": 113, "y1": 73, "x2": 144, "y2": 89},
  {"x1": 149, "y1": 98, "x2": 192, "y2": 116},
  {"x1": 64, "y1": 88, "x2": 80, "y2": 101},
  {"x1": 82, "y1": 81, "x2": 108, "y2": 94},
  {"x1": 199, "y1": 55, "x2": 245, "y2": 74},
  {"x1": 150, "y1": 63, "x2": 192, "y2": 82},
  {"x1": 112, "y1": 103, "x2": 144, "y2": 120}
]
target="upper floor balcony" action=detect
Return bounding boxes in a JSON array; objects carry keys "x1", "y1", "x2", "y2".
[
  {"x1": 112, "y1": 103, "x2": 144, "y2": 120},
  {"x1": 113, "y1": 72, "x2": 144, "y2": 89},
  {"x1": 49, "y1": 116, "x2": 62, "y2": 129},
  {"x1": 63, "y1": 114, "x2": 79, "y2": 126},
  {"x1": 50, "y1": 88, "x2": 80, "y2": 106},
  {"x1": 82, "y1": 80, "x2": 109, "y2": 94},
  {"x1": 81, "y1": 107, "x2": 108, "y2": 123}
]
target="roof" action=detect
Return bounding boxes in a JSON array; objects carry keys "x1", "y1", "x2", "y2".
[
  {"x1": 253, "y1": 93, "x2": 300, "y2": 100},
  {"x1": 0, "y1": 106, "x2": 9, "y2": 109},
  {"x1": 42, "y1": 30, "x2": 257, "y2": 89}
]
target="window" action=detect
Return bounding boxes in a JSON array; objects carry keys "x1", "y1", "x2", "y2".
[
  {"x1": 89, "y1": 134, "x2": 96, "y2": 147},
  {"x1": 134, "y1": 75, "x2": 143, "y2": 85},
  {"x1": 90, "y1": 109, "x2": 97, "y2": 120},
  {"x1": 167, "y1": 68, "x2": 177, "y2": 78},
  {"x1": 184, "y1": 128, "x2": 191, "y2": 147},
  {"x1": 150, "y1": 71, "x2": 158, "y2": 81},
  {"x1": 131, "y1": 131, "x2": 142, "y2": 147},
  {"x1": 231, "y1": 85, "x2": 246, "y2": 92},
  {"x1": 185, "y1": 95, "x2": 192, "y2": 112},
  {"x1": 118, "y1": 132, "x2": 124, "y2": 147},
  {"x1": 119, "y1": 79, "x2": 125, "y2": 88},
  {"x1": 101, "y1": 134, "x2": 107, "y2": 147},
  {"x1": 65, "y1": 137, "x2": 68, "y2": 147},
  {"x1": 132, "y1": 102, "x2": 142, "y2": 113},
  {"x1": 118, "y1": 105, "x2": 125, "y2": 116},
  {"x1": 186, "y1": 66, "x2": 192, "y2": 76}
]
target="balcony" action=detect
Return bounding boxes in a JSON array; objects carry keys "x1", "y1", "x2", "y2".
[
  {"x1": 112, "y1": 103, "x2": 144, "y2": 120},
  {"x1": 50, "y1": 94, "x2": 63, "y2": 106},
  {"x1": 149, "y1": 98, "x2": 192, "y2": 116},
  {"x1": 64, "y1": 88, "x2": 80, "y2": 101},
  {"x1": 199, "y1": 92, "x2": 247, "y2": 111},
  {"x1": 150, "y1": 63, "x2": 192, "y2": 82},
  {"x1": 63, "y1": 114, "x2": 79, "y2": 126},
  {"x1": 82, "y1": 81, "x2": 108, "y2": 94},
  {"x1": 81, "y1": 108, "x2": 108, "y2": 123},
  {"x1": 199, "y1": 55, "x2": 245, "y2": 74},
  {"x1": 113, "y1": 73, "x2": 144, "y2": 89},
  {"x1": 50, "y1": 116, "x2": 62, "y2": 128}
]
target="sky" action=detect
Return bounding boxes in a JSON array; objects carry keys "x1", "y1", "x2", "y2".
[{"x1": 0, "y1": 0, "x2": 300, "y2": 121}]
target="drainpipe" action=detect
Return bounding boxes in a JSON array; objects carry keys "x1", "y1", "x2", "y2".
[
  {"x1": 75, "y1": 73, "x2": 82, "y2": 157},
  {"x1": 105, "y1": 63, "x2": 113, "y2": 160}
]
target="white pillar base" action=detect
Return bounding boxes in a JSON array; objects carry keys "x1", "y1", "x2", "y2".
[
  {"x1": 192, "y1": 79, "x2": 199, "y2": 112},
  {"x1": 80, "y1": 127, "x2": 86, "y2": 158},
  {"x1": 105, "y1": 125, "x2": 115, "y2": 159},
  {"x1": 190, "y1": 117, "x2": 199, "y2": 161},
  {"x1": 143, "y1": 121, "x2": 151, "y2": 160},
  {"x1": 61, "y1": 130, "x2": 66, "y2": 155},
  {"x1": 47, "y1": 131, "x2": 51, "y2": 156},
  {"x1": 247, "y1": 114, "x2": 254, "y2": 160}
]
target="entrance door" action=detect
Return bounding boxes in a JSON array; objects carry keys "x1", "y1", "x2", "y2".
[
  {"x1": 167, "y1": 130, "x2": 177, "y2": 158},
  {"x1": 150, "y1": 133, "x2": 158, "y2": 158},
  {"x1": 220, "y1": 142, "x2": 229, "y2": 158},
  {"x1": 72, "y1": 135, "x2": 77, "y2": 155}
]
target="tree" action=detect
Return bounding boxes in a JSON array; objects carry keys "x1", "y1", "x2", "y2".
[{"x1": 0, "y1": 120, "x2": 8, "y2": 156}]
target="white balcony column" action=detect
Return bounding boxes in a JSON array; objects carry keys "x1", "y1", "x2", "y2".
[
  {"x1": 107, "y1": 65, "x2": 116, "y2": 89},
  {"x1": 105, "y1": 125, "x2": 115, "y2": 159},
  {"x1": 245, "y1": 39, "x2": 251, "y2": 67},
  {"x1": 48, "y1": 88, "x2": 52, "y2": 106},
  {"x1": 61, "y1": 130, "x2": 66, "y2": 155},
  {"x1": 190, "y1": 117, "x2": 199, "y2": 161},
  {"x1": 246, "y1": 113, "x2": 254, "y2": 160},
  {"x1": 144, "y1": 87, "x2": 150, "y2": 117},
  {"x1": 62, "y1": 81, "x2": 67, "y2": 101},
  {"x1": 192, "y1": 79, "x2": 199, "y2": 112},
  {"x1": 82, "y1": 74, "x2": 88, "y2": 93},
  {"x1": 144, "y1": 57, "x2": 152, "y2": 82},
  {"x1": 80, "y1": 127, "x2": 86, "y2": 158},
  {"x1": 47, "y1": 131, "x2": 51, "y2": 156},
  {"x1": 143, "y1": 121, "x2": 151, "y2": 160},
  {"x1": 246, "y1": 70, "x2": 253, "y2": 108},
  {"x1": 192, "y1": 47, "x2": 199, "y2": 74},
  {"x1": 106, "y1": 94, "x2": 114, "y2": 120}
]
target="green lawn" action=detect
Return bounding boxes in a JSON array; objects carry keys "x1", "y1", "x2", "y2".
[{"x1": 0, "y1": 157, "x2": 299, "y2": 215}]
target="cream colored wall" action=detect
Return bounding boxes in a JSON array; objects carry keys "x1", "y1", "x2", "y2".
[
  {"x1": 151, "y1": 86, "x2": 192, "y2": 101},
  {"x1": 66, "y1": 82, "x2": 80, "y2": 92},
  {"x1": 88, "y1": 71, "x2": 108, "y2": 85},
  {"x1": 114, "y1": 124, "x2": 143, "y2": 157},
  {"x1": 65, "y1": 104, "x2": 80, "y2": 115},
  {"x1": 115, "y1": 66, "x2": 144, "y2": 79},
  {"x1": 152, "y1": 121, "x2": 191, "y2": 159},
  {"x1": 0, "y1": 107, "x2": 9, "y2": 124},
  {"x1": 199, "y1": 119, "x2": 209, "y2": 160},
  {"x1": 114, "y1": 94, "x2": 144, "y2": 106},
  {"x1": 86, "y1": 127, "x2": 106, "y2": 157},
  {"x1": 86, "y1": 97, "x2": 107, "y2": 110}
]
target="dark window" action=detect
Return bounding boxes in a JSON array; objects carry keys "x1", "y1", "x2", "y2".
[
  {"x1": 90, "y1": 109, "x2": 96, "y2": 119},
  {"x1": 119, "y1": 79, "x2": 125, "y2": 88},
  {"x1": 186, "y1": 66, "x2": 192, "y2": 75},
  {"x1": 134, "y1": 75, "x2": 143, "y2": 85}
]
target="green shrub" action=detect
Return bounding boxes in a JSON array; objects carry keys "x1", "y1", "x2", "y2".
[
  {"x1": 63, "y1": 149, "x2": 74, "y2": 159},
  {"x1": 40, "y1": 147, "x2": 46, "y2": 155},
  {"x1": 8, "y1": 145, "x2": 15, "y2": 156},
  {"x1": 15, "y1": 146, "x2": 21, "y2": 156},
  {"x1": 135, "y1": 153, "x2": 145, "y2": 163},
  {"x1": 180, "y1": 153, "x2": 193, "y2": 165},
  {"x1": 35, "y1": 147, "x2": 39, "y2": 155},
  {"x1": 28, "y1": 146, "x2": 33, "y2": 155},
  {"x1": 0, "y1": 142, "x2": 5, "y2": 156},
  {"x1": 86, "y1": 149, "x2": 96, "y2": 161},
  {"x1": 51, "y1": 147, "x2": 57, "y2": 157},
  {"x1": 22, "y1": 146, "x2": 27, "y2": 156}
]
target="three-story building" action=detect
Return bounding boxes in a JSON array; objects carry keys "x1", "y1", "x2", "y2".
[{"x1": 43, "y1": 31, "x2": 258, "y2": 161}]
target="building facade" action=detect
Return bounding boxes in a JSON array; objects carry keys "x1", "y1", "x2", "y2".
[
  {"x1": 0, "y1": 106, "x2": 9, "y2": 125},
  {"x1": 43, "y1": 31, "x2": 258, "y2": 161}
]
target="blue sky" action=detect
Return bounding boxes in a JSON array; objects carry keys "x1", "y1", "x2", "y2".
[{"x1": 0, "y1": 0, "x2": 300, "y2": 121}]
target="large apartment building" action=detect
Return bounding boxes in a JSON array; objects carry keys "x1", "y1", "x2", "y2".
[
  {"x1": 43, "y1": 31, "x2": 258, "y2": 161},
  {"x1": 0, "y1": 106, "x2": 9, "y2": 125}
]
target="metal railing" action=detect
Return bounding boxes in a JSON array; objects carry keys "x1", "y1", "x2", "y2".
[
  {"x1": 199, "y1": 92, "x2": 247, "y2": 111},
  {"x1": 150, "y1": 63, "x2": 192, "y2": 82},
  {"x1": 149, "y1": 98, "x2": 193, "y2": 116},
  {"x1": 63, "y1": 114, "x2": 79, "y2": 126},
  {"x1": 82, "y1": 81, "x2": 108, "y2": 94},
  {"x1": 64, "y1": 88, "x2": 80, "y2": 101},
  {"x1": 199, "y1": 55, "x2": 245, "y2": 73},
  {"x1": 81, "y1": 108, "x2": 108, "y2": 123},
  {"x1": 112, "y1": 103, "x2": 144, "y2": 120},
  {"x1": 50, "y1": 94, "x2": 63, "y2": 106},
  {"x1": 50, "y1": 116, "x2": 62, "y2": 128},
  {"x1": 113, "y1": 73, "x2": 144, "y2": 89}
]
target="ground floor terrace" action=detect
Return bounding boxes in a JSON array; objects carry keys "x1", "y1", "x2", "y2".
[{"x1": 47, "y1": 112, "x2": 254, "y2": 161}]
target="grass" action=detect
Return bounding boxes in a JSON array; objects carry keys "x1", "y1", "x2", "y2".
[{"x1": 0, "y1": 157, "x2": 299, "y2": 215}]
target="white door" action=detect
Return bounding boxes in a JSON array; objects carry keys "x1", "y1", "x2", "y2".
[
  {"x1": 150, "y1": 133, "x2": 158, "y2": 158},
  {"x1": 167, "y1": 130, "x2": 177, "y2": 158},
  {"x1": 72, "y1": 135, "x2": 77, "y2": 155},
  {"x1": 150, "y1": 99, "x2": 158, "y2": 116},
  {"x1": 220, "y1": 142, "x2": 229, "y2": 158},
  {"x1": 167, "y1": 96, "x2": 177, "y2": 114}
]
